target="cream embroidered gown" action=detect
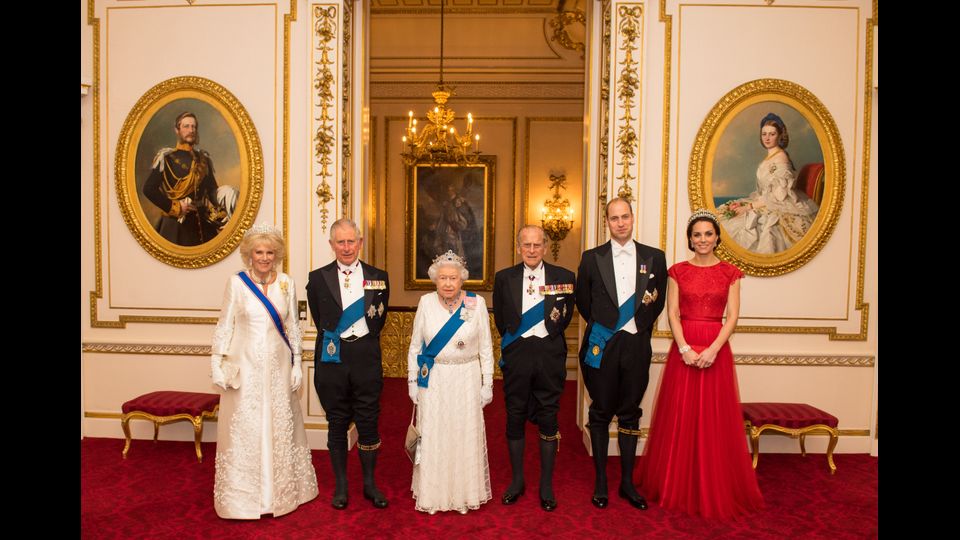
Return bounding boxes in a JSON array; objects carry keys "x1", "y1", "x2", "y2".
[
  {"x1": 719, "y1": 154, "x2": 820, "y2": 254},
  {"x1": 406, "y1": 293, "x2": 494, "y2": 513},
  {"x1": 211, "y1": 272, "x2": 318, "y2": 519}
]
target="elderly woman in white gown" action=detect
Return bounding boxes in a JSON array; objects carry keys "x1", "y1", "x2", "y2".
[
  {"x1": 406, "y1": 250, "x2": 495, "y2": 514},
  {"x1": 210, "y1": 224, "x2": 318, "y2": 519},
  {"x1": 717, "y1": 113, "x2": 820, "y2": 254}
]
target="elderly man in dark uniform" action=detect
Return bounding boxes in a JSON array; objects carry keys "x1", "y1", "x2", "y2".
[
  {"x1": 306, "y1": 219, "x2": 390, "y2": 510},
  {"x1": 493, "y1": 225, "x2": 576, "y2": 512},
  {"x1": 576, "y1": 197, "x2": 667, "y2": 510},
  {"x1": 142, "y1": 111, "x2": 225, "y2": 246}
]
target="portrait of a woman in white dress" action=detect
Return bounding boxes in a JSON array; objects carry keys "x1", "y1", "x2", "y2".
[
  {"x1": 406, "y1": 250, "x2": 494, "y2": 514},
  {"x1": 209, "y1": 224, "x2": 318, "y2": 519},
  {"x1": 716, "y1": 113, "x2": 820, "y2": 254}
]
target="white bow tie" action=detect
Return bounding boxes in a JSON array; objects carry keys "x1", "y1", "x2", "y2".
[{"x1": 612, "y1": 242, "x2": 635, "y2": 257}]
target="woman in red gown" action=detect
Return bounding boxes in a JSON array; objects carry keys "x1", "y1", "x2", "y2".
[{"x1": 638, "y1": 209, "x2": 763, "y2": 519}]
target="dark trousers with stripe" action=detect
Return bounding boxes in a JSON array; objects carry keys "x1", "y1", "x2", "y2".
[
  {"x1": 580, "y1": 330, "x2": 651, "y2": 432},
  {"x1": 501, "y1": 334, "x2": 567, "y2": 440},
  {"x1": 314, "y1": 334, "x2": 383, "y2": 447}
]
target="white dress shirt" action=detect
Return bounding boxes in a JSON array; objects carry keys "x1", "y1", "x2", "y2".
[
  {"x1": 610, "y1": 239, "x2": 638, "y2": 334},
  {"x1": 337, "y1": 260, "x2": 370, "y2": 338},
  {"x1": 520, "y1": 262, "x2": 549, "y2": 338}
]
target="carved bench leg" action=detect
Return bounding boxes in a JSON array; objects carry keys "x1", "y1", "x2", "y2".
[
  {"x1": 826, "y1": 427, "x2": 839, "y2": 475},
  {"x1": 799, "y1": 432, "x2": 807, "y2": 456},
  {"x1": 192, "y1": 416, "x2": 204, "y2": 463},
  {"x1": 121, "y1": 415, "x2": 132, "y2": 459},
  {"x1": 749, "y1": 426, "x2": 761, "y2": 469}
]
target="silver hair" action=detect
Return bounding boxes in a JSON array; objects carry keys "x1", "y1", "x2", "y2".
[
  {"x1": 516, "y1": 224, "x2": 547, "y2": 246},
  {"x1": 329, "y1": 218, "x2": 362, "y2": 241}
]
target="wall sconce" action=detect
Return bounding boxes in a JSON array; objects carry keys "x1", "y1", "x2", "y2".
[{"x1": 540, "y1": 174, "x2": 575, "y2": 261}]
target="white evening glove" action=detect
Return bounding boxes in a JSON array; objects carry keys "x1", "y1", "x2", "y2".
[
  {"x1": 408, "y1": 380, "x2": 419, "y2": 404},
  {"x1": 210, "y1": 354, "x2": 227, "y2": 390},
  {"x1": 480, "y1": 374, "x2": 493, "y2": 408},
  {"x1": 290, "y1": 354, "x2": 303, "y2": 392}
]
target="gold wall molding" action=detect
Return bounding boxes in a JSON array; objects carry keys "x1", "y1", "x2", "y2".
[
  {"x1": 549, "y1": 9, "x2": 586, "y2": 58},
  {"x1": 371, "y1": 82, "x2": 583, "y2": 100},
  {"x1": 342, "y1": 0, "x2": 353, "y2": 219},
  {"x1": 657, "y1": 0, "x2": 671, "y2": 252},
  {"x1": 83, "y1": 343, "x2": 211, "y2": 356},
  {"x1": 613, "y1": 4, "x2": 642, "y2": 203},
  {"x1": 597, "y1": 0, "x2": 612, "y2": 240},
  {"x1": 313, "y1": 4, "x2": 339, "y2": 233},
  {"x1": 648, "y1": 351, "x2": 873, "y2": 367},
  {"x1": 283, "y1": 0, "x2": 298, "y2": 270}
]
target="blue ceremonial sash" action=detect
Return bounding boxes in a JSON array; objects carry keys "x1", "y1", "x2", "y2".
[
  {"x1": 584, "y1": 294, "x2": 636, "y2": 369},
  {"x1": 418, "y1": 292, "x2": 476, "y2": 388},
  {"x1": 237, "y1": 271, "x2": 294, "y2": 365},
  {"x1": 498, "y1": 300, "x2": 545, "y2": 368},
  {"x1": 321, "y1": 297, "x2": 365, "y2": 364}
]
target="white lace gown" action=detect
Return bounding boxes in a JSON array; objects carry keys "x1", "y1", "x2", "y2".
[
  {"x1": 406, "y1": 293, "x2": 494, "y2": 513},
  {"x1": 719, "y1": 154, "x2": 820, "y2": 254},
  {"x1": 211, "y1": 272, "x2": 318, "y2": 519}
]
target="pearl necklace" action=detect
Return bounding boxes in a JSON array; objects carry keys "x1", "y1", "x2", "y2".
[{"x1": 251, "y1": 270, "x2": 273, "y2": 285}]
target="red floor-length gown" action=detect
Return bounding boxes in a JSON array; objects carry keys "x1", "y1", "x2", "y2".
[{"x1": 638, "y1": 260, "x2": 763, "y2": 519}]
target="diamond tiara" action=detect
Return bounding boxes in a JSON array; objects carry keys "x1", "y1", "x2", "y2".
[
  {"x1": 431, "y1": 249, "x2": 467, "y2": 268},
  {"x1": 687, "y1": 208, "x2": 718, "y2": 225},
  {"x1": 244, "y1": 222, "x2": 283, "y2": 238}
]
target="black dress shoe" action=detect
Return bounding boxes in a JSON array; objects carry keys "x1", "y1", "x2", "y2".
[
  {"x1": 618, "y1": 486, "x2": 648, "y2": 510},
  {"x1": 331, "y1": 494, "x2": 348, "y2": 510},
  {"x1": 591, "y1": 494, "x2": 609, "y2": 509},
  {"x1": 363, "y1": 488, "x2": 389, "y2": 509},
  {"x1": 501, "y1": 486, "x2": 525, "y2": 505},
  {"x1": 540, "y1": 496, "x2": 557, "y2": 512}
]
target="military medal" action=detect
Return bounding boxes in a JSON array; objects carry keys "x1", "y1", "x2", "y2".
[
  {"x1": 342, "y1": 269, "x2": 352, "y2": 289},
  {"x1": 326, "y1": 341, "x2": 337, "y2": 356},
  {"x1": 527, "y1": 274, "x2": 536, "y2": 295},
  {"x1": 377, "y1": 302, "x2": 385, "y2": 317},
  {"x1": 367, "y1": 304, "x2": 376, "y2": 318},
  {"x1": 592, "y1": 344, "x2": 600, "y2": 356},
  {"x1": 550, "y1": 306, "x2": 561, "y2": 322},
  {"x1": 420, "y1": 364, "x2": 429, "y2": 378}
]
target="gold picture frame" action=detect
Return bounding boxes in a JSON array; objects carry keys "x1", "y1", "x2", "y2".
[
  {"x1": 115, "y1": 76, "x2": 263, "y2": 268},
  {"x1": 405, "y1": 157, "x2": 496, "y2": 290},
  {"x1": 688, "y1": 79, "x2": 845, "y2": 276}
]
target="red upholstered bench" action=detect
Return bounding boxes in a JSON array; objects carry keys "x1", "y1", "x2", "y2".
[
  {"x1": 741, "y1": 402, "x2": 839, "y2": 474},
  {"x1": 120, "y1": 391, "x2": 220, "y2": 463}
]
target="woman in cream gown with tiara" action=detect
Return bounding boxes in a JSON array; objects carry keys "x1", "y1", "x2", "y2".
[
  {"x1": 406, "y1": 250, "x2": 495, "y2": 514},
  {"x1": 209, "y1": 224, "x2": 318, "y2": 519}
]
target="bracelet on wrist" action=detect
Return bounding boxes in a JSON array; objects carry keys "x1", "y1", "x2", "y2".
[{"x1": 678, "y1": 345, "x2": 692, "y2": 354}]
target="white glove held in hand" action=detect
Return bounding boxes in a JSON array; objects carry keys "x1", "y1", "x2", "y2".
[
  {"x1": 210, "y1": 355, "x2": 227, "y2": 390},
  {"x1": 290, "y1": 354, "x2": 303, "y2": 392},
  {"x1": 480, "y1": 385, "x2": 493, "y2": 407},
  {"x1": 408, "y1": 381, "x2": 419, "y2": 404}
]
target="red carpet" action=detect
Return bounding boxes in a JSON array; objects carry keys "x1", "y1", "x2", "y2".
[{"x1": 82, "y1": 379, "x2": 877, "y2": 538}]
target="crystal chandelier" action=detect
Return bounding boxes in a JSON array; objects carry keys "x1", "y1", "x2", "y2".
[{"x1": 400, "y1": 0, "x2": 480, "y2": 166}]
